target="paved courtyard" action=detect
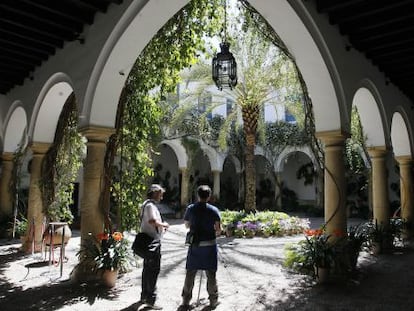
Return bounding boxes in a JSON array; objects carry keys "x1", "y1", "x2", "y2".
[{"x1": 1, "y1": 217, "x2": 414, "y2": 310}]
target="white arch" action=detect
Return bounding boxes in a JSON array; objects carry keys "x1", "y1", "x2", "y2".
[
  {"x1": 83, "y1": 0, "x2": 188, "y2": 128},
  {"x1": 353, "y1": 86, "x2": 386, "y2": 147},
  {"x1": 198, "y1": 140, "x2": 226, "y2": 172},
  {"x1": 160, "y1": 139, "x2": 188, "y2": 169},
  {"x1": 29, "y1": 73, "x2": 74, "y2": 143},
  {"x1": 275, "y1": 146, "x2": 317, "y2": 173},
  {"x1": 254, "y1": 145, "x2": 265, "y2": 157},
  {"x1": 3, "y1": 102, "x2": 27, "y2": 153},
  {"x1": 250, "y1": 0, "x2": 342, "y2": 132},
  {"x1": 85, "y1": 0, "x2": 340, "y2": 134},
  {"x1": 391, "y1": 112, "x2": 412, "y2": 157},
  {"x1": 225, "y1": 155, "x2": 242, "y2": 174}
]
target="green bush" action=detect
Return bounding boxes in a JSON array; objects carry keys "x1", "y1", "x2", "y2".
[{"x1": 220, "y1": 210, "x2": 310, "y2": 238}]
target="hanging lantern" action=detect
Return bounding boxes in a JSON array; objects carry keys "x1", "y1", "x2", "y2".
[
  {"x1": 212, "y1": 42, "x2": 237, "y2": 90},
  {"x1": 212, "y1": 0, "x2": 237, "y2": 91}
]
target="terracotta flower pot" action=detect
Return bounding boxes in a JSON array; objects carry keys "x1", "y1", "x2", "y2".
[
  {"x1": 101, "y1": 269, "x2": 118, "y2": 288},
  {"x1": 314, "y1": 266, "x2": 329, "y2": 284},
  {"x1": 371, "y1": 241, "x2": 382, "y2": 255}
]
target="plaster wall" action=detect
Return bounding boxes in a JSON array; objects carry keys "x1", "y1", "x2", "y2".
[{"x1": 281, "y1": 152, "x2": 316, "y2": 201}]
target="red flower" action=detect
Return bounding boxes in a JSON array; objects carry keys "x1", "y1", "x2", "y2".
[
  {"x1": 112, "y1": 232, "x2": 123, "y2": 241},
  {"x1": 97, "y1": 232, "x2": 109, "y2": 241},
  {"x1": 333, "y1": 229, "x2": 345, "y2": 238},
  {"x1": 305, "y1": 229, "x2": 324, "y2": 236}
]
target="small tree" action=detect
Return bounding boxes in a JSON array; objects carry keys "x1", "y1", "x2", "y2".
[
  {"x1": 107, "y1": 0, "x2": 223, "y2": 231},
  {"x1": 167, "y1": 4, "x2": 305, "y2": 211},
  {"x1": 41, "y1": 93, "x2": 85, "y2": 224}
]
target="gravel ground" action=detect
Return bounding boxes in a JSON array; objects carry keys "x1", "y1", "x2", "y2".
[{"x1": 1, "y1": 217, "x2": 414, "y2": 311}]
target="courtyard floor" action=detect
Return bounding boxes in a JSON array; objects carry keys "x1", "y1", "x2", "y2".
[{"x1": 1, "y1": 217, "x2": 414, "y2": 311}]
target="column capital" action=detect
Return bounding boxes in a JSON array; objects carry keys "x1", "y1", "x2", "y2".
[
  {"x1": 1, "y1": 151, "x2": 14, "y2": 161},
  {"x1": 367, "y1": 146, "x2": 388, "y2": 158},
  {"x1": 29, "y1": 142, "x2": 51, "y2": 155},
  {"x1": 79, "y1": 126, "x2": 115, "y2": 143},
  {"x1": 395, "y1": 155, "x2": 413, "y2": 165},
  {"x1": 315, "y1": 130, "x2": 349, "y2": 146}
]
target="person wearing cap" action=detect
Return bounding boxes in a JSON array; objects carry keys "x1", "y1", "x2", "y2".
[
  {"x1": 139, "y1": 184, "x2": 169, "y2": 310},
  {"x1": 180, "y1": 185, "x2": 221, "y2": 310}
]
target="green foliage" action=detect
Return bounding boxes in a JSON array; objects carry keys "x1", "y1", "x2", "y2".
[
  {"x1": 296, "y1": 162, "x2": 315, "y2": 185},
  {"x1": 77, "y1": 231, "x2": 131, "y2": 273},
  {"x1": 284, "y1": 228, "x2": 336, "y2": 278},
  {"x1": 283, "y1": 242, "x2": 310, "y2": 273},
  {"x1": 221, "y1": 210, "x2": 309, "y2": 237},
  {"x1": 10, "y1": 132, "x2": 28, "y2": 219},
  {"x1": 7, "y1": 214, "x2": 27, "y2": 238},
  {"x1": 113, "y1": 0, "x2": 222, "y2": 230},
  {"x1": 346, "y1": 106, "x2": 368, "y2": 174},
  {"x1": 164, "y1": 2, "x2": 312, "y2": 211},
  {"x1": 41, "y1": 94, "x2": 85, "y2": 224},
  {"x1": 345, "y1": 106, "x2": 369, "y2": 216},
  {"x1": 264, "y1": 121, "x2": 309, "y2": 159}
]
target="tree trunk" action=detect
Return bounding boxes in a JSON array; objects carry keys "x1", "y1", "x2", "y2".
[
  {"x1": 241, "y1": 105, "x2": 259, "y2": 212},
  {"x1": 244, "y1": 133, "x2": 256, "y2": 211}
]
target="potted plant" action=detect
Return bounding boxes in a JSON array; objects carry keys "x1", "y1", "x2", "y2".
[
  {"x1": 366, "y1": 220, "x2": 391, "y2": 255},
  {"x1": 303, "y1": 228, "x2": 336, "y2": 283},
  {"x1": 41, "y1": 96, "x2": 85, "y2": 245},
  {"x1": 346, "y1": 224, "x2": 367, "y2": 270},
  {"x1": 77, "y1": 231, "x2": 130, "y2": 287},
  {"x1": 8, "y1": 214, "x2": 28, "y2": 242}
]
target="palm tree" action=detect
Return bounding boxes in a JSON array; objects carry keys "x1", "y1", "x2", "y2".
[{"x1": 164, "y1": 10, "x2": 303, "y2": 211}]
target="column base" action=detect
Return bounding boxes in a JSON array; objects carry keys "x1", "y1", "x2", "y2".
[{"x1": 22, "y1": 239, "x2": 43, "y2": 253}]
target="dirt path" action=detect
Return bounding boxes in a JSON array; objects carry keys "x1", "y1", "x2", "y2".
[{"x1": 1, "y1": 218, "x2": 414, "y2": 311}]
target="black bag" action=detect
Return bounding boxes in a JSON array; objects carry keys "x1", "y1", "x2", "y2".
[
  {"x1": 132, "y1": 232, "x2": 160, "y2": 258},
  {"x1": 132, "y1": 200, "x2": 161, "y2": 258},
  {"x1": 185, "y1": 231, "x2": 194, "y2": 246}
]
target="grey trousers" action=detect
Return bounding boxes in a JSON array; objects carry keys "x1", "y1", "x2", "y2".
[{"x1": 181, "y1": 270, "x2": 218, "y2": 305}]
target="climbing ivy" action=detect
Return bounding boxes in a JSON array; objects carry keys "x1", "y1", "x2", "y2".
[
  {"x1": 41, "y1": 93, "x2": 85, "y2": 224},
  {"x1": 109, "y1": 0, "x2": 222, "y2": 231}
]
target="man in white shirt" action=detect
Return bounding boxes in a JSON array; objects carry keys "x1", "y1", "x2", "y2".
[{"x1": 139, "y1": 184, "x2": 169, "y2": 310}]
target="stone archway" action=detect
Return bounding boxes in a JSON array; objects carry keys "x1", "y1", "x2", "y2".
[
  {"x1": 0, "y1": 103, "x2": 28, "y2": 218},
  {"x1": 391, "y1": 111, "x2": 414, "y2": 237},
  {"x1": 85, "y1": 0, "x2": 341, "y2": 137}
]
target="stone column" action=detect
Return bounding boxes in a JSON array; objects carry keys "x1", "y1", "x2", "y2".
[
  {"x1": 316, "y1": 131, "x2": 348, "y2": 238},
  {"x1": 274, "y1": 172, "x2": 282, "y2": 210},
  {"x1": 25, "y1": 142, "x2": 50, "y2": 253},
  {"x1": 79, "y1": 126, "x2": 114, "y2": 240},
  {"x1": 71, "y1": 126, "x2": 113, "y2": 283},
  {"x1": 395, "y1": 156, "x2": 414, "y2": 238},
  {"x1": 180, "y1": 167, "x2": 189, "y2": 207},
  {"x1": 212, "y1": 170, "x2": 221, "y2": 201},
  {"x1": 367, "y1": 147, "x2": 390, "y2": 227},
  {"x1": 0, "y1": 152, "x2": 15, "y2": 217}
]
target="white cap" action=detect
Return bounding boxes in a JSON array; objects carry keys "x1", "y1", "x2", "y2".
[{"x1": 149, "y1": 184, "x2": 165, "y2": 193}]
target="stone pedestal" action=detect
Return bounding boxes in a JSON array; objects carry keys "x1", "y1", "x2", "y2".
[
  {"x1": 396, "y1": 156, "x2": 414, "y2": 239},
  {"x1": 25, "y1": 142, "x2": 50, "y2": 253},
  {"x1": 316, "y1": 130, "x2": 348, "y2": 238},
  {"x1": 0, "y1": 152, "x2": 15, "y2": 217},
  {"x1": 367, "y1": 147, "x2": 390, "y2": 227}
]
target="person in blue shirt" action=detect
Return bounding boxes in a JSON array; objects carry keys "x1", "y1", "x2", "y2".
[{"x1": 180, "y1": 185, "x2": 222, "y2": 310}]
